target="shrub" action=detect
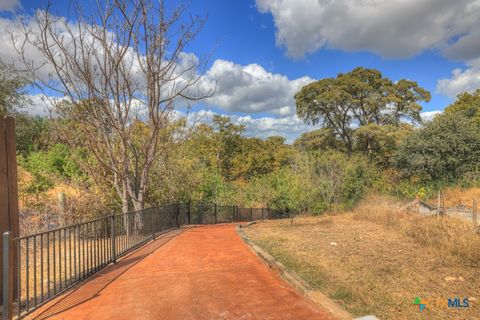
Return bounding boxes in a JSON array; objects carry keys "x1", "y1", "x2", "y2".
[
  {"x1": 293, "y1": 151, "x2": 375, "y2": 214},
  {"x1": 396, "y1": 113, "x2": 480, "y2": 183}
]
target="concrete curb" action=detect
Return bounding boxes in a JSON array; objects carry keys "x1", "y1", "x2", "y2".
[{"x1": 236, "y1": 224, "x2": 355, "y2": 320}]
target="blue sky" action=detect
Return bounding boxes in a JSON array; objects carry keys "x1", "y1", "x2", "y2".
[
  {"x1": 1, "y1": 0, "x2": 480, "y2": 142},
  {"x1": 189, "y1": 0, "x2": 461, "y2": 110}
]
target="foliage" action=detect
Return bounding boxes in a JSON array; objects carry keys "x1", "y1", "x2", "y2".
[
  {"x1": 19, "y1": 144, "x2": 85, "y2": 195},
  {"x1": 293, "y1": 151, "x2": 374, "y2": 214},
  {"x1": 15, "y1": 115, "x2": 52, "y2": 155},
  {"x1": 12, "y1": 0, "x2": 211, "y2": 214},
  {"x1": 213, "y1": 115, "x2": 246, "y2": 181},
  {"x1": 295, "y1": 67, "x2": 430, "y2": 153},
  {"x1": 261, "y1": 168, "x2": 302, "y2": 212},
  {"x1": 354, "y1": 123, "x2": 413, "y2": 167},
  {"x1": 444, "y1": 89, "x2": 480, "y2": 124},
  {"x1": 293, "y1": 128, "x2": 344, "y2": 152},
  {"x1": 12, "y1": 63, "x2": 480, "y2": 227},
  {"x1": 396, "y1": 113, "x2": 480, "y2": 183},
  {"x1": 0, "y1": 65, "x2": 29, "y2": 116}
]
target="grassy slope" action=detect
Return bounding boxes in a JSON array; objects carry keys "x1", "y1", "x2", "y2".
[
  {"x1": 429, "y1": 187, "x2": 480, "y2": 208},
  {"x1": 243, "y1": 196, "x2": 480, "y2": 320}
]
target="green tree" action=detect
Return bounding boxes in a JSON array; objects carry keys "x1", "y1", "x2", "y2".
[
  {"x1": 21, "y1": 144, "x2": 83, "y2": 181},
  {"x1": 15, "y1": 115, "x2": 52, "y2": 155},
  {"x1": 213, "y1": 115, "x2": 245, "y2": 181},
  {"x1": 294, "y1": 128, "x2": 344, "y2": 152},
  {"x1": 354, "y1": 123, "x2": 413, "y2": 166},
  {"x1": 0, "y1": 65, "x2": 29, "y2": 116},
  {"x1": 14, "y1": 0, "x2": 210, "y2": 214},
  {"x1": 232, "y1": 137, "x2": 273, "y2": 179},
  {"x1": 263, "y1": 136, "x2": 295, "y2": 171},
  {"x1": 261, "y1": 168, "x2": 302, "y2": 215},
  {"x1": 396, "y1": 113, "x2": 480, "y2": 182},
  {"x1": 295, "y1": 67, "x2": 430, "y2": 154},
  {"x1": 444, "y1": 89, "x2": 480, "y2": 124},
  {"x1": 293, "y1": 151, "x2": 373, "y2": 214},
  {"x1": 229, "y1": 136, "x2": 294, "y2": 180}
]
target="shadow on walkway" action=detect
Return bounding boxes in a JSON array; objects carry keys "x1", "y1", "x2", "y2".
[{"x1": 28, "y1": 229, "x2": 184, "y2": 320}]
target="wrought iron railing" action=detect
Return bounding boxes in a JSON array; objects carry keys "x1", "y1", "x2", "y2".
[{"x1": 2, "y1": 203, "x2": 280, "y2": 319}]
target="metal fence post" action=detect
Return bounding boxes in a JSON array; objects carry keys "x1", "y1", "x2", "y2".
[
  {"x1": 214, "y1": 204, "x2": 217, "y2": 224},
  {"x1": 473, "y1": 199, "x2": 478, "y2": 226},
  {"x1": 110, "y1": 215, "x2": 116, "y2": 264},
  {"x1": 261, "y1": 207, "x2": 264, "y2": 220},
  {"x1": 436, "y1": 192, "x2": 440, "y2": 217},
  {"x1": 175, "y1": 203, "x2": 180, "y2": 229},
  {"x1": 187, "y1": 202, "x2": 191, "y2": 225},
  {"x1": 151, "y1": 209, "x2": 156, "y2": 240},
  {"x1": 3, "y1": 231, "x2": 12, "y2": 320},
  {"x1": 250, "y1": 207, "x2": 253, "y2": 221}
]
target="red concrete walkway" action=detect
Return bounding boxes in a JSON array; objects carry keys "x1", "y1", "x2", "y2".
[{"x1": 28, "y1": 224, "x2": 334, "y2": 320}]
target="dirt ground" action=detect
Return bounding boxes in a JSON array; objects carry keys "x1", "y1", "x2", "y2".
[
  {"x1": 243, "y1": 216, "x2": 480, "y2": 320},
  {"x1": 27, "y1": 224, "x2": 334, "y2": 320}
]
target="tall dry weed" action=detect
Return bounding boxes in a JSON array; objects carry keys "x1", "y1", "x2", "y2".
[{"x1": 352, "y1": 195, "x2": 480, "y2": 267}]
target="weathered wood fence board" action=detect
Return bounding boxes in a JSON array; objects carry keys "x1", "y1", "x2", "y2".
[{"x1": 0, "y1": 116, "x2": 19, "y2": 307}]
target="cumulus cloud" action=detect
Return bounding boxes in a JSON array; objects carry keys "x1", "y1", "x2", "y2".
[
  {"x1": 420, "y1": 110, "x2": 442, "y2": 122},
  {"x1": 27, "y1": 94, "x2": 54, "y2": 117},
  {"x1": 0, "y1": 14, "x2": 206, "y2": 106},
  {"x1": 437, "y1": 59, "x2": 480, "y2": 98},
  {"x1": 201, "y1": 59, "x2": 313, "y2": 114},
  {"x1": 0, "y1": 0, "x2": 20, "y2": 12},
  {"x1": 188, "y1": 109, "x2": 313, "y2": 143},
  {"x1": 443, "y1": 29, "x2": 480, "y2": 62},
  {"x1": 0, "y1": 15, "x2": 312, "y2": 117},
  {"x1": 21, "y1": 94, "x2": 71, "y2": 117},
  {"x1": 255, "y1": 0, "x2": 480, "y2": 59}
]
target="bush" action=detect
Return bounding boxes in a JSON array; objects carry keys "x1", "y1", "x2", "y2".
[
  {"x1": 293, "y1": 151, "x2": 375, "y2": 214},
  {"x1": 396, "y1": 113, "x2": 480, "y2": 183},
  {"x1": 19, "y1": 144, "x2": 85, "y2": 196},
  {"x1": 244, "y1": 151, "x2": 375, "y2": 215}
]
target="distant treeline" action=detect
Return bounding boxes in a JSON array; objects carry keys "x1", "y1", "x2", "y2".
[{"x1": 3, "y1": 65, "x2": 480, "y2": 220}]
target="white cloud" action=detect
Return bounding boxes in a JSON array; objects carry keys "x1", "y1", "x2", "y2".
[
  {"x1": 0, "y1": 0, "x2": 20, "y2": 12},
  {"x1": 22, "y1": 94, "x2": 70, "y2": 117},
  {"x1": 420, "y1": 110, "x2": 442, "y2": 122},
  {"x1": 256, "y1": 0, "x2": 480, "y2": 59},
  {"x1": 0, "y1": 14, "x2": 203, "y2": 104},
  {"x1": 233, "y1": 114, "x2": 312, "y2": 142},
  {"x1": 1, "y1": 15, "x2": 311, "y2": 117},
  {"x1": 189, "y1": 109, "x2": 313, "y2": 143},
  {"x1": 254, "y1": 0, "x2": 480, "y2": 97},
  {"x1": 201, "y1": 59, "x2": 313, "y2": 115},
  {"x1": 26, "y1": 94, "x2": 53, "y2": 117},
  {"x1": 437, "y1": 59, "x2": 480, "y2": 98}
]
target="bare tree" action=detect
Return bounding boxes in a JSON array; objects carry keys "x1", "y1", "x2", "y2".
[{"x1": 11, "y1": 0, "x2": 212, "y2": 220}]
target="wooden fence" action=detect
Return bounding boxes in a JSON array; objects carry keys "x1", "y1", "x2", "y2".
[{"x1": 0, "y1": 116, "x2": 19, "y2": 314}]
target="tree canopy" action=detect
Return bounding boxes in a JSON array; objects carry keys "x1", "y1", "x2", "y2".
[
  {"x1": 11, "y1": 0, "x2": 210, "y2": 214},
  {"x1": 396, "y1": 113, "x2": 480, "y2": 182},
  {"x1": 0, "y1": 65, "x2": 29, "y2": 116},
  {"x1": 444, "y1": 89, "x2": 480, "y2": 124},
  {"x1": 295, "y1": 67, "x2": 430, "y2": 153}
]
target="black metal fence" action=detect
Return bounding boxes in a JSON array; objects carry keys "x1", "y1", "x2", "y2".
[{"x1": 2, "y1": 203, "x2": 283, "y2": 319}]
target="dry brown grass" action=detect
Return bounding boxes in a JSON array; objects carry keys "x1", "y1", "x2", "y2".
[
  {"x1": 243, "y1": 195, "x2": 480, "y2": 320},
  {"x1": 428, "y1": 186, "x2": 480, "y2": 208},
  {"x1": 352, "y1": 195, "x2": 480, "y2": 267},
  {"x1": 18, "y1": 166, "x2": 111, "y2": 235}
]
